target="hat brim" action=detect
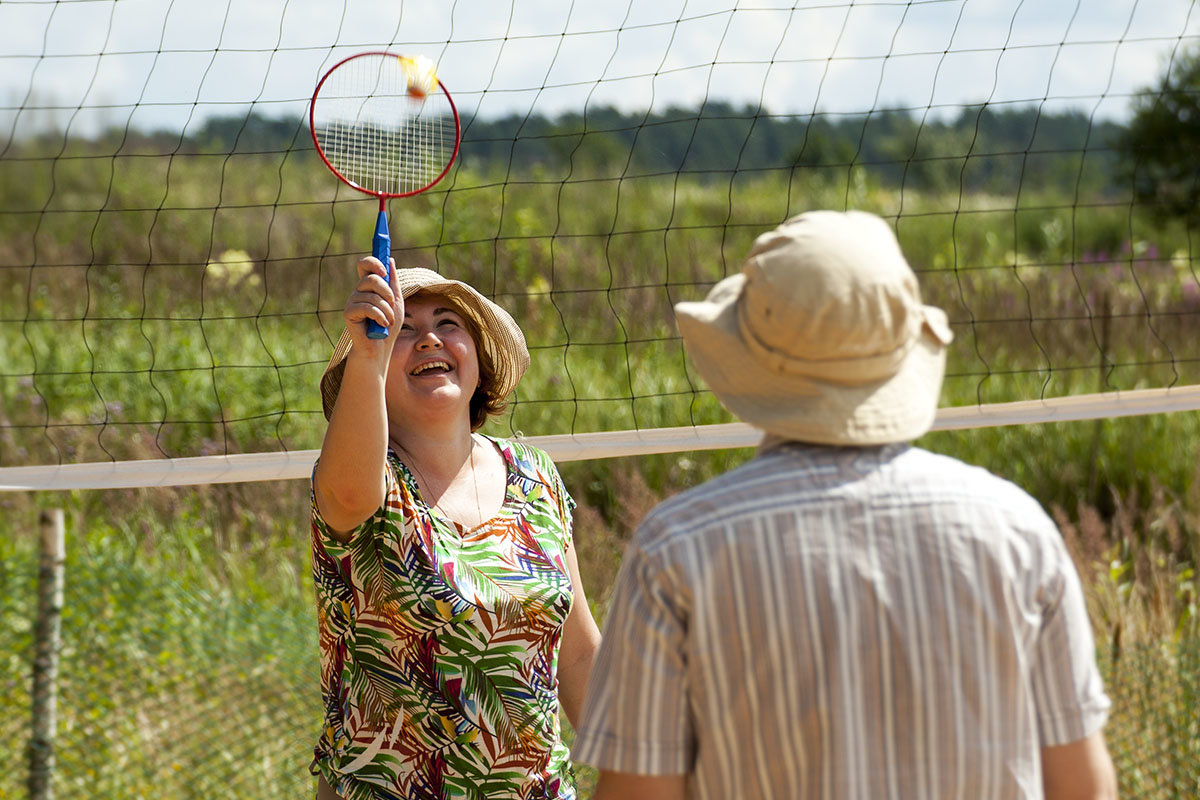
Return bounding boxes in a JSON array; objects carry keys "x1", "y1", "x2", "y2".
[
  {"x1": 675, "y1": 274, "x2": 948, "y2": 446},
  {"x1": 320, "y1": 269, "x2": 529, "y2": 421}
]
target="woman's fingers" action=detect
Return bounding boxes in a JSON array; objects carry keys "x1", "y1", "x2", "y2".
[
  {"x1": 356, "y1": 255, "x2": 388, "y2": 280},
  {"x1": 353, "y1": 257, "x2": 400, "y2": 306},
  {"x1": 346, "y1": 257, "x2": 402, "y2": 333},
  {"x1": 346, "y1": 290, "x2": 396, "y2": 328},
  {"x1": 354, "y1": 272, "x2": 392, "y2": 301}
]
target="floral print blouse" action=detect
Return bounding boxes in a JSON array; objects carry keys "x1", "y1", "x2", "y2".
[{"x1": 310, "y1": 437, "x2": 577, "y2": 800}]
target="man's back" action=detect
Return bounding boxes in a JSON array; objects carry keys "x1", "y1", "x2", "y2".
[{"x1": 575, "y1": 441, "x2": 1110, "y2": 800}]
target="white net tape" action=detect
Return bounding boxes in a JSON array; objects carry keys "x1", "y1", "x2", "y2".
[{"x1": 3, "y1": 386, "x2": 1199, "y2": 491}]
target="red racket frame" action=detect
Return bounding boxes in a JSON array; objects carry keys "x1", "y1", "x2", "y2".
[{"x1": 308, "y1": 50, "x2": 462, "y2": 211}]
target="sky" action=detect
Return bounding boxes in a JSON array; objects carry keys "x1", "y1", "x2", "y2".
[{"x1": 1, "y1": 0, "x2": 1197, "y2": 140}]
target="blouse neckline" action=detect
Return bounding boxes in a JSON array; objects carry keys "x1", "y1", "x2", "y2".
[{"x1": 389, "y1": 434, "x2": 516, "y2": 535}]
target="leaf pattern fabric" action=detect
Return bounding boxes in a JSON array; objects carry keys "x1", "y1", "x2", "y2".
[{"x1": 309, "y1": 437, "x2": 577, "y2": 800}]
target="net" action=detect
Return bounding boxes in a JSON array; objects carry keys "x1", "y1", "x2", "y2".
[
  {"x1": 3, "y1": 5, "x2": 1200, "y2": 799},
  {"x1": 0, "y1": 0, "x2": 1198, "y2": 475}
]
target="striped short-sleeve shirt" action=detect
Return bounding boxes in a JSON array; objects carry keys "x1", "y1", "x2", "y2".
[{"x1": 573, "y1": 442, "x2": 1110, "y2": 800}]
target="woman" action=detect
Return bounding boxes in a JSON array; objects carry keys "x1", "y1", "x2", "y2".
[{"x1": 310, "y1": 256, "x2": 602, "y2": 800}]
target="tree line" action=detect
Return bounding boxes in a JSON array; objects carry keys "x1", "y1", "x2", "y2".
[
  {"x1": 179, "y1": 101, "x2": 1125, "y2": 197},
  {"x1": 69, "y1": 44, "x2": 1199, "y2": 227}
]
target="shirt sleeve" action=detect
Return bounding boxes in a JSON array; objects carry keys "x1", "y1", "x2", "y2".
[
  {"x1": 1029, "y1": 532, "x2": 1112, "y2": 746},
  {"x1": 310, "y1": 456, "x2": 398, "y2": 554},
  {"x1": 550, "y1": 461, "x2": 576, "y2": 548},
  {"x1": 571, "y1": 529, "x2": 694, "y2": 775},
  {"x1": 518, "y1": 440, "x2": 577, "y2": 551}
]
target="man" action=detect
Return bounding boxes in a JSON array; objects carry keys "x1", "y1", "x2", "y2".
[{"x1": 571, "y1": 210, "x2": 1116, "y2": 800}]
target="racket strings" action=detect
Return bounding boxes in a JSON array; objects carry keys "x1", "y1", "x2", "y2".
[{"x1": 313, "y1": 55, "x2": 455, "y2": 196}]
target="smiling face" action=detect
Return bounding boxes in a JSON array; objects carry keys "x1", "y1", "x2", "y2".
[{"x1": 385, "y1": 292, "x2": 481, "y2": 426}]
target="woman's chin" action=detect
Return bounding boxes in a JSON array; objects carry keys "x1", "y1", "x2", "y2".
[{"x1": 396, "y1": 385, "x2": 470, "y2": 416}]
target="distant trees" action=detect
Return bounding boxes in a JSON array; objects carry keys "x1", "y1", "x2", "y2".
[
  {"x1": 172, "y1": 101, "x2": 1133, "y2": 199},
  {"x1": 1116, "y1": 46, "x2": 1200, "y2": 228},
  {"x1": 790, "y1": 106, "x2": 1122, "y2": 197},
  {"x1": 190, "y1": 113, "x2": 309, "y2": 153}
]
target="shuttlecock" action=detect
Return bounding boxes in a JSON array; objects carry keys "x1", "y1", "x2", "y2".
[{"x1": 398, "y1": 55, "x2": 438, "y2": 99}]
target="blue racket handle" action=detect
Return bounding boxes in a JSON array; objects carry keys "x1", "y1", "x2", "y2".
[{"x1": 367, "y1": 209, "x2": 391, "y2": 340}]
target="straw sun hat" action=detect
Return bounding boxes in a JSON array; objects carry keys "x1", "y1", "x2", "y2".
[
  {"x1": 674, "y1": 210, "x2": 955, "y2": 446},
  {"x1": 320, "y1": 267, "x2": 529, "y2": 421}
]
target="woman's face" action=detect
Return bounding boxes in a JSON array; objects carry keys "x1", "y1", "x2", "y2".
[{"x1": 386, "y1": 293, "x2": 481, "y2": 421}]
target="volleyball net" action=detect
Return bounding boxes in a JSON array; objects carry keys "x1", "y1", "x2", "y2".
[
  {"x1": 4, "y1": 6, "x2": 1200, "y2": 799},
  {"x1": 2, "y1": 0, "x2": 1200, "y2": 491}
]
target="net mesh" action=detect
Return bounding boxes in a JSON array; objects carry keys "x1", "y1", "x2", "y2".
[
  {"x1": 2, "y1": 2, "x2": 1200, "y2": 798},
  {"x1": 2, "y1": 521, "x2": 1198, "y2": 799},
  {"x1": 1, "y1": 0, "x2": 1198, "y2": 474}
]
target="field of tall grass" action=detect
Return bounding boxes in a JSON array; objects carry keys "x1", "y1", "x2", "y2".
[
  {"x1": 3, "y1": 143, "x2": 1198, "y2": 471},
  {"x1": 2, "y1": 142, "x2": 1199, "y2": 797},
  {"x1": 1, "y1": 457, "x2": 1197, "y2": 798}
]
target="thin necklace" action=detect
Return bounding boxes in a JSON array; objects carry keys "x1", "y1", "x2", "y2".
[{"x1": 395, "y1": 436, "x2": 483, "y2": 527}]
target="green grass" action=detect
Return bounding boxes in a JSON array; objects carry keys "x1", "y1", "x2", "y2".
[
  {"x1": 1, "y1": 491, "x2": 317, "y2": 799},
  {"x1": 3, "y1": 149, "x2": 1199, "y2": 506},
  {"x1": 1, "y1": 478, "x2": 1197, "y2": 799},
  {"x1": 2, "y1": 142, "x2": 1199, "y2": 797}
]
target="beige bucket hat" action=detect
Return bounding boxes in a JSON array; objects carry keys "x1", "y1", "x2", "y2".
[
  {"x1": 319, "y1": 267, "x2": 529, "y2": 421},
  {"x1": 674, "y1": 210, "x2": 954, "y2": 446}
]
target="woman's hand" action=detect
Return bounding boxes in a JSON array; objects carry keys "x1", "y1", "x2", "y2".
[{"x1": 343, "y1": 255, "x2": 402, "y2": 368}]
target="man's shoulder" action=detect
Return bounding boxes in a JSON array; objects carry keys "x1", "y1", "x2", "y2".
[
  {"x1": 636, "y1": 444, "x2": 1056, "y2": 550},
  {"x1": 896, "y1": 447, "x2": 1050, "y2": 517},
  {"x1": 634, "y1": 445, "x2": 841, "y2": 546}
]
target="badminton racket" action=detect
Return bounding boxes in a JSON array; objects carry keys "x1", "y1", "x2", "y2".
[{"x1": 309, "y1": 51, "x2": 461, "y2": 338}]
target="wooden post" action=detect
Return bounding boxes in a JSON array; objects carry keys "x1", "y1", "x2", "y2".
[{"x1": 29, "y1": 508, "x2": 65, "y2": 800}]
